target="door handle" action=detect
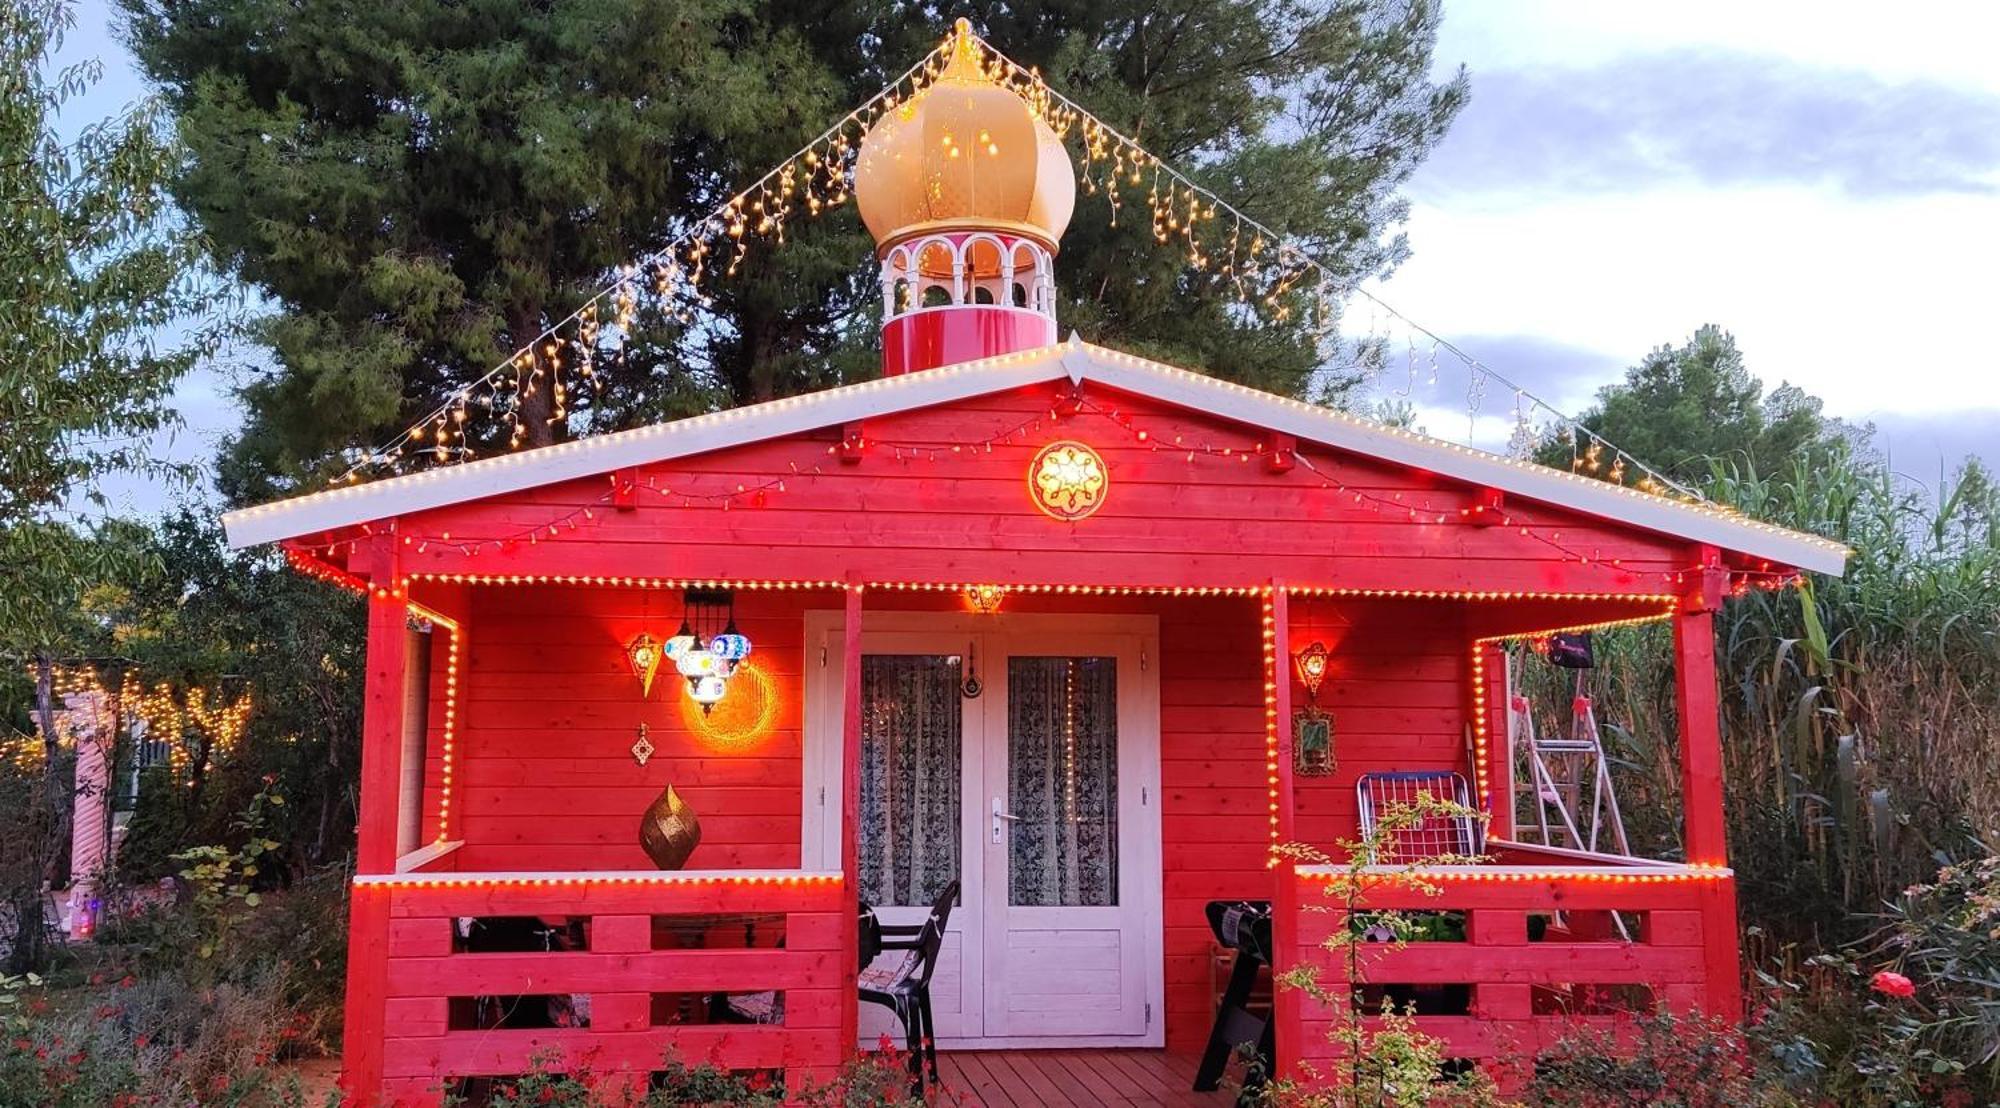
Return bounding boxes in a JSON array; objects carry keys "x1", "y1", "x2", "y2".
[{"x1": 991, "y1": 797, "x2": 1018, "y2": 843}]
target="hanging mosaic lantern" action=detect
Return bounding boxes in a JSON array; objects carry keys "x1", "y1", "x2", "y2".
[
  {"x1": 690, "y1": 674, "x2": 728, "y2": 711},
  {"x1": 663, "y1": 619, "x2": 700, "y2": 659}
]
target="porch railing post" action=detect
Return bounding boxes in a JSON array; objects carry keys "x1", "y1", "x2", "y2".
[
  {"x1": 344, "y1": 537, "x2": 407, "y2": 1106},
  {"x1": 1674, "y1": 548, "x2": 1729, "y2": 867},
  {"x1": 1266, "y1": 584, "x2": 1300, "y2": 1079},
  {"x1": 839, "y1": 582, "x2": 865, "y2": 1057}
]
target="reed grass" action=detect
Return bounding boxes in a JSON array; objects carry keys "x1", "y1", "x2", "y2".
[{"x1": 1517, "y1": 444, "x2": 2000, "y2": 940}]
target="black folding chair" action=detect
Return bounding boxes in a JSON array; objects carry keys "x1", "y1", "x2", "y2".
[{"x1": 859, "y1": 880, "x2": 958, "y2": 1091}]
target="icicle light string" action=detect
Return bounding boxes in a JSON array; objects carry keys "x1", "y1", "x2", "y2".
[
  {"x1": 965, "y1": 34, "x2": 1706, "y2": 506},
  {"x1": 334, "y1": 34, "x2": 962, "y2": 484},
  {"x1": 338, "y1": 22, "x2": 1700, "y2": 512}
]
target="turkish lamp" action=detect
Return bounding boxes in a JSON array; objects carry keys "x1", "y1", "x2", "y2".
[
  {"x1": 664, "y1": 620, "x2": 699, "y2": 659},
  {"x1": 626, "y1": 633, "x2": 664, "y2": 698},
  {"x1": 676, "y1": 647, "x2": 719, "y2": 679},
  {"x1": 690, "y1": 674, "x2": 728, "y2": 712},
  {"x1": 1295, "y1": 641, "x2": 1330, "y2": 701},
  {"x1": 708, "y1": 622, "x2": 752, "y2": 678}
]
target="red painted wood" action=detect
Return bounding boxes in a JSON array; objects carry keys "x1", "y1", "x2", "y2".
[
  {"x1": 343, "y1": 540, "x2": 407, "y2": 1106},
  {"x1": 839, "y1": 584, "x2": 864, "y2": 1056},
  {"x1": 1268, "y1": 586, "x2": 1300, "y2": 1079},
  {"x1": 1673, "y1": 606, "x2": 1727, "y2": 866}
]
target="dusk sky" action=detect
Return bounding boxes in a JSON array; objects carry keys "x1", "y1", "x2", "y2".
[{"x1": 57, "y1": 0, "x2": 2000, "y2": 514}]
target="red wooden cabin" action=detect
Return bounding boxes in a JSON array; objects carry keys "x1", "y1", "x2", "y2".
[{"x1": 222, "y1": 43, "x2": 1847, "y2": 1104}]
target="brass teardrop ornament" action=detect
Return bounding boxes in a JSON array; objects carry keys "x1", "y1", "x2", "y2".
[{"x1": 639, "y1": 783, "x2": 702, "y2": 870}]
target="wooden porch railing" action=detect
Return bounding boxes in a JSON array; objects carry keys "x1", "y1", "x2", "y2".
[
  {"x1": 1283, "y1": 858, "x2": 1738, "y2": 1087},
  {"x1": 355, "y1": 869, "x2": 849, "y2": 1104}
]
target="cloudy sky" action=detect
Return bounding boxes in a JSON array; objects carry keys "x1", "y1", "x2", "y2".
[
  {"x1": 1371, "y1": 1, "x2": 2000, "y2": 477},
  {"x1": 60, "y1": 0, "x2": 2000, "y2": 513}
]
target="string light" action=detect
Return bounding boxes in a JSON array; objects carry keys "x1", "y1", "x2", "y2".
[
  {"x1": 1262, "y1": 589, "x2": 1283, "y2": 866},
  {"x1": 408, "y1": 603, "x2": 463, "y2": 844},
  {"x1": 312, "y1": 20, "x2": 1710, "y2": 517},
  {"x1": 37, "y1": 666, "x2": 254, "y2": 786},
  {"x1": 356, "y1": 870, "x2": 845, "y2": 890},
  {"x1": 1297, "y1": 864, "x2": 1730, "y2": 884}
]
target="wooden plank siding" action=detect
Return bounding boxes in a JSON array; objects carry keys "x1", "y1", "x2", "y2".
[{"x1": 386, "y1": 384, "x2": 1695, "y2": 596}]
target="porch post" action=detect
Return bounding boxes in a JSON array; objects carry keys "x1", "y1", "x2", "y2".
[
  {"x1": 343, "y1": 538, "x2": 407, "y2": 1105},
  {"x1": 1266, "y1": 585, "x2": 1300, "y2": 1078},
  {"x1": 1673, "y1": 549, "x2": 1729, "y2": 867},
  {"x1": 839, "y1": 583, "x2": 864, "y2": 1055}
]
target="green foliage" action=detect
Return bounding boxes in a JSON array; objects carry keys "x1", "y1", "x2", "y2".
[
  {"x1": 0, "y1": 965, "x2": 317, "y2": 1107},
  {"x1": 1264, "y1": 794, "x2": 1501, "y2": 1107},
  {"x1": 1525, "y1": 1010, "x2": 1769, "y2": 1107},
  {"x1": 121, "y1": 0, "x2": 1465, "y2": 500},
  {"x1": 1536, "y1": 325, "x2": 1839, "y2": 485}
]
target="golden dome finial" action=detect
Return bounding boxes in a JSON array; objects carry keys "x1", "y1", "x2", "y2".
[{"x1": 853, "y1": 25, "x2": 1076, "y2": 255}]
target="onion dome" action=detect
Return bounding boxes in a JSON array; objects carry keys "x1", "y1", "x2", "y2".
[{"x1": 853, "y1": 23, "x2": 1077, "y2": 256}]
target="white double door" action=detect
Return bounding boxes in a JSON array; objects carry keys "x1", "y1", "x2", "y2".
[{"x1": 805, "y1": 613, "x2": 1163, "y2": 1049}]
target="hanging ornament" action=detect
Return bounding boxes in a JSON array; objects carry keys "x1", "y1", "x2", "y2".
[{"x1": 626, "y1": 633, "x2": 664, "y2": 697}]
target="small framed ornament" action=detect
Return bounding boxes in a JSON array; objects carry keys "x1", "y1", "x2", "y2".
[{"x1": 1294, "y1": 710, "x2": 1335, "y2": 776}]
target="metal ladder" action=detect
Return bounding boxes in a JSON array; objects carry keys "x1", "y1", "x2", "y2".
[{"x1": 1508, "y1": 661, "x2": 1631, "y2": 857}]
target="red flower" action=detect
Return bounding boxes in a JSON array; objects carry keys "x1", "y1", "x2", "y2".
[
  {"x1": 133, "y1": 1035, "x2": 149, "y2": 1050},
  {"x1": 1872, "y1": 970, "x2": 1916, "y2": 998},
  {"x1": 118, "y1": 975, "x2": 136, "y2": 989}
]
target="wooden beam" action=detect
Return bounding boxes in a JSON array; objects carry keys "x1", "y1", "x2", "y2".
[
  {"x1": 612, "y1": 468, "x2": 639, "y2": 510},
  {"x1": 1268, "y1": 584, "x2": 1300, "y2": 1080},
  {"x1": 1673, "y1": 604, "x2": 1727, "y2": 866},
  {"x1": 1266, "y1": 433, "x2": 1297, "y2": 473},
  {"x1": 838, "y1": 583, "x2": 864, "y2": 1054},
  {"x1": 344, "y1": 536, "x2": 407, "y2": 1106},
  {"x1": 1483, "y1": 641, "x2": 1514, "y2": 841},
  {"x1": 837, "y1": 422, "x2": 866, "y2": 464}
]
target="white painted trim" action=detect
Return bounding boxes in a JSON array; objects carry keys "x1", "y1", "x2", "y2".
[
  {"x1": 223, "y1": 339, "x2": 1847, "y2": 576},
  {"x1": 1485, "y1": 838, "x2": 1683, "y2": 867},
  {"x1": 802, "y1": 610, "x2": 1165, "y2": 1050},
  {"x1": 393, "y1": 839, "x2": 463, "y2": 873},
  {"x1": 354, "y1": 867, "x2": 842, "y2": 886}
]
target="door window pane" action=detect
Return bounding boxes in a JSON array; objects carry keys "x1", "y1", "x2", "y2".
[
  {"x1": 859, "y1": 655, "x2": 962, "y2": 907},
  {"x1": 1007, "y1": 657, "x2": 1118, "y2": 906}
]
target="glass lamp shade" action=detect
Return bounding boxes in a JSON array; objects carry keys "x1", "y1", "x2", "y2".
[
  {"x1": 690, "y1": 674, "x2": 728, "y2": 706},
  {"x1": 709, "y1": 631, "x2": 752, "y2": 661},
  {"x1": 664, "y1": 621, "x2": 700, "y2": 659},
  {"x1": 676, "y1": 648, "x2": 719, "y2": 678}
]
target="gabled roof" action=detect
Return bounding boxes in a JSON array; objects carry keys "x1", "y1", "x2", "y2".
[{"x1": 221, "y1": 338, "x2": 1850, "y2": 575}]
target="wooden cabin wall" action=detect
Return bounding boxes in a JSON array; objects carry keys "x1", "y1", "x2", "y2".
[
  {"x1": 1155, "y1": 594, "x2": 1471, "y2": 1052},
  {"x1": 444, "y1": 585, "x2": 817, "y2": 872},
  {"x1": 395, "y1": 384, "x2": 1696, "y2": 596}
]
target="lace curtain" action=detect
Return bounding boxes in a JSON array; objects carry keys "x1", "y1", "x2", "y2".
[
  {"x1": 858, "y1": 655, "x2": 962, "y2": 907},
  {"x1": 1007, "y1": 656, "x2": 1119, "y2": 906}
]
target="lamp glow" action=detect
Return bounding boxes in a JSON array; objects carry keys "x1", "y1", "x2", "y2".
[{"x1": 1295, "y1": 641, "x2": 1330, "y2": 699}]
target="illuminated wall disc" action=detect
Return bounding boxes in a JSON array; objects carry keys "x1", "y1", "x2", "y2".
[
  {"x1": 1028, "y1": 440, "x2": 1108, "y2": 521},
  {"x1": 681, "y1": 660, "x2": 778, "y2": 747}
]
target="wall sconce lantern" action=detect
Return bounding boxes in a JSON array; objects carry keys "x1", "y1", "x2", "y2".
[
  {"x1": 964, "y1": 585, "x2": 1006, "y2": 615},
  {"x1": 627, "y1": 633, "x2": 664, "y2": 697},
  {"x1": 1295, "y1": 641, "x2": 1330, "y2": 700}
]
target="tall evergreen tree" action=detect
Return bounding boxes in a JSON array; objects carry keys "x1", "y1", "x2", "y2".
[
  {"x1": 120, "y1": 0, "x2": 1466, "y2": 501},
  {"x1": 1545, "y1": 325, "x2": 1837, "y2": 485}
]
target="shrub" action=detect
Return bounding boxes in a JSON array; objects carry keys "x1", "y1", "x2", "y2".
[{"x1": 1524, "y1": 1010, "x2": 1768, "y2": 1107}]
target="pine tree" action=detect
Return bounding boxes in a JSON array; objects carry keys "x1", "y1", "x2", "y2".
[{"x1": 122, "y1": 0, "x2": 1466, "y2": 500}]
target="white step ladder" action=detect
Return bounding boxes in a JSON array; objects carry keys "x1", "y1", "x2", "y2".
[{"x1": 1507, "y1": 659, "x2": 1631, "y2": 857}]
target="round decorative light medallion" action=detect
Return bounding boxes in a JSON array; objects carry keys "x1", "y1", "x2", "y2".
[{"x1": 1029, "y1": 440, "x2": 1108, "y2": 521}]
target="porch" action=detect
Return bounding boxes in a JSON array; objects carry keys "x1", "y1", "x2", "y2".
[{"x1": 332, "y1": 570, "x2": 1739, "y2": 1102}]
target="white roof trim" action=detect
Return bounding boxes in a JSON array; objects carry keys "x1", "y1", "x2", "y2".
[{"x1": 222, "y1": 338, "x2": 1849, "y2": 575}]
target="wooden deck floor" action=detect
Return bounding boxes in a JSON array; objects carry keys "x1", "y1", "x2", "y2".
[{"x1": 935, "y1": 1050, "x2": 1236, "y2": 1107}]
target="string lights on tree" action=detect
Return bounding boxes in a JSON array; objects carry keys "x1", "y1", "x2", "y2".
[{"x1": 328, "y1": 20, "x2": 1703, "y2": 514}]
